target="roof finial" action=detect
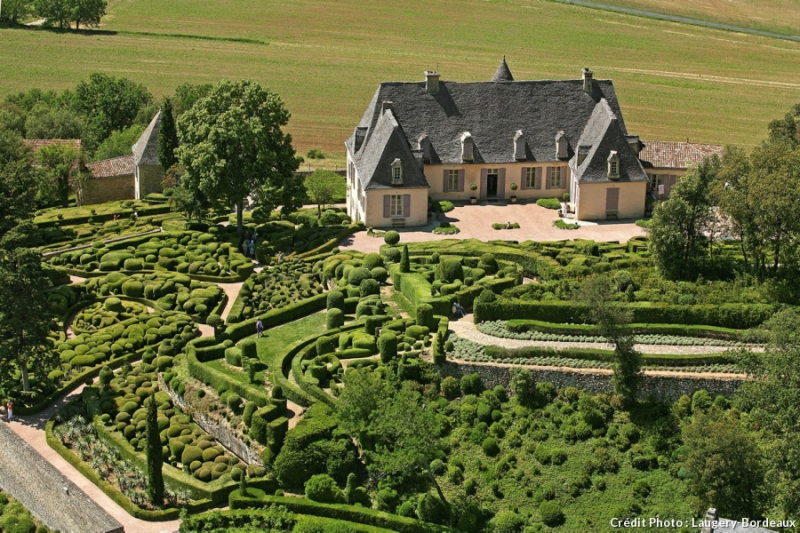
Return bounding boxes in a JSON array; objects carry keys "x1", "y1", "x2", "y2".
[{"x1": 491, "y1": 56, "x2": 514, "y2": 82}]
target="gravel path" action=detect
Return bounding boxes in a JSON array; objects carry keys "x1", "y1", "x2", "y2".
[{"x1": 449, "y1": 315, "x2": 764, "y2": 355}]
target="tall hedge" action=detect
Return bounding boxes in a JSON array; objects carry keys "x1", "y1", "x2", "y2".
[
  {"x1": 326, "y1": 308, "x2": 344, "y2": 329},
  {"x1": 378, "y1": 332, "x2": 397, "y2": 363},
  {"x1": 326, "y1": 291, "x2": 345, "y2": 312},
  {"x1": 416, "y1": 304, "x2": 435, "y2": 330}
]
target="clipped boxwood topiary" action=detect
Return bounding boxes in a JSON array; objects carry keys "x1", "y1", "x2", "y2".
[
  {"x1": 415, "y1": 303, "x2": 435, "y2": 330},
  {"x1": 383, "y1": 231, "x2": 400, "y2": 246},
  {"x1": 359, "y1": 278, "x2": 380, "y2": 298},
  {"x1": 347, "y1": 267, "x2": 371, "y2": 287},
  {"x1": 304, "y1": 473, "x2": 345, "y2": 504},
  {"x1": 378, "y1": 332, "x2": 397, "y2": 363},
  {"x1": 326, "y1": 291, "x2": 345, "y2": 312},
  {"x1": 326, "y1": 308, "x2": 344, "y2": 329},
  {"x1": 539, "y1": 501, "x2": 565, "y2": 526},
  {"x1": 240, "y1": 338, "x2": 257, "y2": 360},
  {"x1": 315, "y1": 336, "x2": 335, "y2": 356}
]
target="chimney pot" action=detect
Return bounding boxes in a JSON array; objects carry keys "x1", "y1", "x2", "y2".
[
  {"x1": 425, "y1": 71, "x2": 440, "y2": 95},
  {"x1": 582, "y1": 68, "x2": 594, "y2": 94}
]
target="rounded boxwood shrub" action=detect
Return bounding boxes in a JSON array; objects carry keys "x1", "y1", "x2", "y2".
[
  {"x1": 482, "y1": 437, "x2": 500, "y2": 457},
  {"x1": 383, "y1": 231, "x2": 400, "y2": 245},
  {"x1": 326, "y1": 291, "x2": 345, "y2": 311},
  {"x1": 417, "y1": 493, "x2": 447, "y2": 524},
  {"x1": 383, "y1": 248, "x2": 401, "y2": 264},
  {"x1": 240, "y1": 338, "x2": 257, "y2": 360},
  {"x1": 441, "y1": 376, "x2": 459, "y2": 399},
  {"x1": 326, "y1": 308, "x2": 344, "y2": 329},
  {"x1": 225, "y1": 347, "x2": 242, "y2": 367},
  {"x1": 304, "y1": 474, "x2": 345, "y2": 504},
  {"x1": 316, "y1": 336, "x2": 335, "y2": 356},
  {"x1": 370, "y1": 266, "x2": 389, "y2": 283},
  {"x1": 363, "y1": 252, "x2": 384, "y2": 270},
  {"x1": 378, "y1": 332, "x2": 397, "y2": 363},
  {"x1": 359, "y1": 278, "x2": 380, "y2": 298},
  {"x1": 539, "y1": 501, "x2": 565, "y2": 526},
  {"x1": 415, "y1": 303, "x2": 435, "y2": 330},
  {"x1": 478, "y1": 253, "x2": 499, "y2": 274},
  {"x1": 347, "y1": 267, "x2": 371, "y2": 287},
  {"x1": 104, "y1": 297, "x2": 124, "y2": 313},
  {"x1": 439, "y1": 259, "x2": 464, "y2": 283}
]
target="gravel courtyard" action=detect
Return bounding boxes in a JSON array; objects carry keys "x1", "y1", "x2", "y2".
[{"x1": 338, "y1": 202, "x2": 646, "y2": 253}]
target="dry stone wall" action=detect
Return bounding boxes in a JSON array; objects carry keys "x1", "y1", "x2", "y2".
[
  {"x1": 438, "y1": 361, "x2": 743, "y2": 402},
  {"x1": 0, "y1": 424, "x2": 123, "y2": 533},
  {"x1": 159, "y1": 375, "x2": 263, "y2": 465}
]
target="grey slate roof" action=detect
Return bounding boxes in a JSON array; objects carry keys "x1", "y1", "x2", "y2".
[
  {"x1": 132, "y1": 110, "x2": 161, "y2": 167},
  {"x1": 571, "y1": 100, "x2": 648, "y2": 183},
  {"x1": 347, "y1": 63, "x2": 643, "y2": 188},
  {"x1": 491, "y1": 57, "x2": 514, "y2": 82},
  {"x1": 352, "y1": 108, "x2": 429, "y2": 190}
]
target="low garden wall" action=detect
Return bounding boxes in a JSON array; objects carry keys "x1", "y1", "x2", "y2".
[
  {"x1": 438, "y1": 360, "x2": 744, "y2": 402},
  {"x1": 0, "y1": 424, "x2": 123, "y2": 533},
  {"x1": 159, "y1": 375, "x2": 263, "y2": 465}
]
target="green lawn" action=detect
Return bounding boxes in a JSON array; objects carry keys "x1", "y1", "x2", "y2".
[
  {"x1": 1, "y1": 0, "x2": 799, "y2": 153},
  {"x1": 255, "y1": 311, "x2": 328, "y2": 368}
]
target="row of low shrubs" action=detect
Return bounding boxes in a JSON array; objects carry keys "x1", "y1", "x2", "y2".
[
  {"x1": 483, "y1": 345, "x2": 736, "y2": 367},
  {"x1": 474, "y1": 295, "x2": 777, "y2": 329},
  {"x1": 35, "y1": 203, "x2": 172, "y2": 228},
  {"x1": 505, "y1": 319, "x2": 760, "y2": 341}
]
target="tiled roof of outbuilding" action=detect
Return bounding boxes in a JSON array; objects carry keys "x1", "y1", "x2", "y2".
[
  {"x1": 87, "y1": 155, "x2": 135, "y2": 178},
  {"x1": 23, "y1": 139, "x2": 82, "y2": 151},
  {"x1": 639, "y1": 141, "x2": 724, "y2": 169}
]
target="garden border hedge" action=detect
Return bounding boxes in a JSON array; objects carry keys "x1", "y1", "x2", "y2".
[
  {"x1": 224, "y1": 292, "x2": 328, "y2": 342},
  {"x1": 484, "y1": 345, "x2": 736, "y2": 367},
  {"x1": 474, "y1": 298, "x2": 776, "y2": 329},
  {"x1": 35, "y1": 204, "x2": 172, "y2": 229},
  {"x1": 505, "y1": 319, "x2": 760, "y2": 341},
  {"x1": 229, "y1": 493, "x2": 454, "y2": 533}
]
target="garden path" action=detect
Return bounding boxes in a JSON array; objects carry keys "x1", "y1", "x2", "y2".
[
  {"x1": 449, "y1": 314, "x2": 764, "y2": 356},
  {"x1": 216, "y1": 281, "x2": 243, "y2": 322},
  {"x1": 7, "y1": 386, "x2": 182, "y2": 533}
]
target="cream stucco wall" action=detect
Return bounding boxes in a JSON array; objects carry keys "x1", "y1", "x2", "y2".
[
  {"x1": 365, "y1": 188, "x2": 429, "y2": 228},
  {"x1": 576, "y1": 181, "x2": 647, "y2": 220},
  {"x1": 426, "y1": 163, "x2": 569, "y2": 201}
]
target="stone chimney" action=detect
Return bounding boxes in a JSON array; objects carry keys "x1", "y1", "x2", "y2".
[
  {"x1": 582, "y1": 68, "x2": 593, "y2": 94},
  {"x1": 425, "y1": 71, "x2": 440, "y2": 95},
  {"x1": 412, "y1": 149, "x2": 424, "y2": 169}
]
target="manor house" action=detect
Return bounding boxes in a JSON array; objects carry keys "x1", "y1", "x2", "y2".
[{"x1": 345, "y1": 59, "x2": 717, "y2": 227}]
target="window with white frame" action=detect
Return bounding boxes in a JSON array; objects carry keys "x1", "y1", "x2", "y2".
[
  {"x1": 448, "y1": 170, "x2": 459, "y2": 191},
  {"x1": 550, "y1": 167, "x2": 562, "y2": 188},
  {"x1": 390, "y1": 194, "x2": 403, "y2": 217},
  {"x1": 391, "y1": 158, "x2": 403, "y2": 184},
  {"x1": 525, "y1": 167, "x2": 536, "y2": 189}
]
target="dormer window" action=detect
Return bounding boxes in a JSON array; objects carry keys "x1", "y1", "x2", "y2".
[
  {"x1": 607, "y1": 151, "x2": 620, "y2": 179},
  {"x1": 461, "y1": 132, "x2": 474, "y2": 162},
  {"x1": 513, "y1": 130, "x2": 526, "y2": 161},
  {"x1": 391, "y1": 158, "x2": 403, "y2": 184},
  {"x1": 556, "y1": 131, "x2": 568, "y2": 160}
]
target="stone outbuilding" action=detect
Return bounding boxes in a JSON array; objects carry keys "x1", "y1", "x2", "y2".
[{"x1": 639, "y1": 141, "x2": 724, "y2": 200}]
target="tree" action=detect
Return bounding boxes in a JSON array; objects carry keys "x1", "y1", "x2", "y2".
[
  {"x1": 336, "y1": 368, "x2": 391, "y2": 445},
  {"x1": 37, "y1": 142, "x2": 83, "y2": 207},
  {"x1": 70, "y1": 0, "x2": 106, "y2": 29},
  {"x1": 72, "y1": 73, "x2": 152, "y2": 152},
  {"x1": 576, "y1": 276, "x2": 642, "y2": 407},
  {"x1": 368, "y1": 386, "x2": 447, "y2": 505},
  {"x1": 92, "y1": 124, "x2": 144, "y2": 161},
  {"x1": 647, "y1": 156, "x2": 719, "y2": 280},
  {"x1": 145, "y1": 392, "x2": 164, "y2": 505},
  {"x1": 0, "y1": 130, "x2": 36, "y2": 238},
  {"x1": 0, "y1": 0, "x2": 33, "y2": 25},
  {"x1": 34, "y1": 0, "x2": 71, "y2": 28},
  {"x1": 25, "y1": 105, "x2": 83, "y2": 140},
  {"x1": 400, "y1": 245, "x2": 410, "y2": 273},
  {"x1": 0, "y1": 224, "x2": 54, "y2": 393},
  {"x1": 176, "y1": 80, "x2": 302, "y2": 233},
  {"x1": 158, "y1": 98, "x2": 178, "y2": 171},
  {"x1": 683, "y1": 409, "x2": 764, "y2": 518},
  {"x1": 170, "y1": 182, "x2": 210, "y2": 223},
  {"x1": 736, "y1": 309, "x2": 800, "y2": 519},
  {"x1": 172, "y1": 82, "x2": 213, "y2": 116},
  {"x1": 304, "y1": 170, "x2": 338, "y2": 216}
]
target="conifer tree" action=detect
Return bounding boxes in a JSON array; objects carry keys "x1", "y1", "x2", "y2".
[
  {"x1": 400, "y1": 244, "x2": 410, "y2": 273},
  {"x1": 158, "y1": 98, "x2": 179, "y2": 171},
  {"x1": 146, "y1": 392, "x2": 164, "y2": 505}
]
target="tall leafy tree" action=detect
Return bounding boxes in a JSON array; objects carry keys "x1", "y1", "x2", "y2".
[
  {"x1": 304, "y1": 170, "x2": 339, "y2": 216},
  {"x1": 25, "y1": 104, "x2": 84, "y2": 139},
  {"x1": 70, "y1": 0, "x2": 105, "y2": 29},
  {"x1": 647, "y1": 156, "x2": 719, "y2": 280},
  {"x1": 145, "y1": 392, "x2": 164, "y2": 505},
  {"x1": 683, "y1": 409, "x2": 765, "y2": 518},
  {"x1": 172, "y1": 82, "x2": 213, "y2": 116},
  {"x1": 0, "y1": 223, "x2": 54, "y2": 393},
  {"x1": 0, "y1": 0, "x2": 33, "y2": 24},
  {"x1": 37, "y1": 142, "x2": 83, "y2": 207},
  {"x1": 176, "y1": 80, "x2": 302, "y2": 233},
  {"x1": 92, "y1": 124, "x2": 144, "y2": 161},
  {"x1": 157, "y1": 98, "x2": 179, "y2": 171},
  {"x1": 34, "y1": 0, "x2": 71, "y2": 28},
  {"x1": 0, "y1": 129, "x2": 36, "y2": 238},
  {"x1": 576, "y1": 275, "x2": 642, "y2": 407},
  {"x1": 72, "y1": 73, "x2": 152, "y2": 152},
  {"x1": 736, "y1": 309, "x2": 800, "y2": 520}
]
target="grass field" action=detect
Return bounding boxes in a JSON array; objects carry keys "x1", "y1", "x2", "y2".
[
  {"x1": 2, "y1": 0, "x2": 800, "y2": 157},
  {"x1": 592, "y1": 0, "x2": 800, "y2": 37}
]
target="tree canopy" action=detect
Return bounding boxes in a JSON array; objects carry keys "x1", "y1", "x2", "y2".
[
  {"x1": 36, "y1": 142, "x2": 83, "y2": 207},
  {"x1": 93, "y1": 124, "x2": 144, "y2": 161},
  {"x1": 176, "y1": 79, "x2": 302, "y2": 233},
  {"x1": 304, "y1": 170, "x2": 340, "y2": 216},
  {"x1": 158, "y1": 98, "x2": 179, "y2": 171}
]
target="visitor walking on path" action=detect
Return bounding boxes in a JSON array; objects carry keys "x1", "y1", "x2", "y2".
[
  {"x1": 249, "y1": 240, "x2": 255, "y2": 258},
  {"x1": 256, "y1": 318, "x2": 264, "y2": 338},
  {"x1": 6, "y1": 401, "x2": 12, "y2": 422},
  {"x1": 242, "y1": 239, "x2": 250, "y2": 257}
]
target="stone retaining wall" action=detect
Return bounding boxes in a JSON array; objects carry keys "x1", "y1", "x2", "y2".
[
  {"x1": 0, "y1": 424, "x2": 123, "y2": 533},
  {"x1": 438, "y1": 361, "x2": 744, "y2": 402},
  {"x1": 159, "y1": 376, "x2": 262, "y2": 465}
]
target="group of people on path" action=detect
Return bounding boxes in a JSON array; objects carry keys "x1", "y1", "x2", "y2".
[{"x1": 241, "y1": 231, "x2": 258, "y2": 258}]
